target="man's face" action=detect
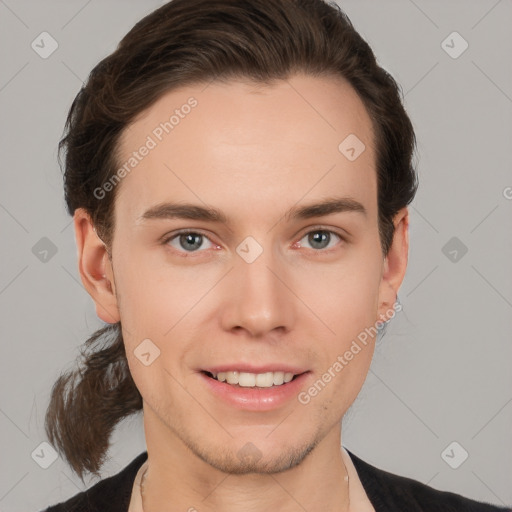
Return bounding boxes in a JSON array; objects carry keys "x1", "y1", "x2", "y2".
[{"x1": 101, "y1": 74, "x2": 398, "y2": 473}]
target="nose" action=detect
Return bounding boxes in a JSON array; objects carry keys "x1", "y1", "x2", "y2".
[{"x1": 219, "y1": 241, "x2": 296, "y2": 339}]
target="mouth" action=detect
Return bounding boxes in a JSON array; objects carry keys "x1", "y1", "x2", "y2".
[
  {"x1": 199, "y1": 367, "x2": 311, "y2": 411},
  {"x1": 202, "y1": 370, "x2": 302, "y2": 388}
]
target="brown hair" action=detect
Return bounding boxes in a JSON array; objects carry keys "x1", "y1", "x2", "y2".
[{"x1": 46, "y1": 0, "x2": 418, "y2": 481}]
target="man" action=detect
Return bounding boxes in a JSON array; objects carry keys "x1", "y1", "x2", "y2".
[{"x1": 42, "y1": 0, "x2": 510, "y2": 510}]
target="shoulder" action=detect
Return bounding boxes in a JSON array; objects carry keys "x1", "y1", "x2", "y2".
[
  {"x1": 346, "y1": 449, "x2": 511, "y2": 512},
  {"x1": 41, "y1": 452, "x2": 148, "y2": 512}
]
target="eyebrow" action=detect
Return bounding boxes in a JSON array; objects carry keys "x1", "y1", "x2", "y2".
[{"x1": 138, "y1": 196, "x2": 367, "y2": 225}]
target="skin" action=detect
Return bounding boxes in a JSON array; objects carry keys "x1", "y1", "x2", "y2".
[{"x1": 74, "y1": 74, "x2": 409, "y2": 511}]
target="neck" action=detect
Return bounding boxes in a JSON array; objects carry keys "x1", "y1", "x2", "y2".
[{"x1": 141, "y1": 407, "x2": 350, "y2": 512}]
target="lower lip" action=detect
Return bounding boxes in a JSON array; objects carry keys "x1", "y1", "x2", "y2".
[{"x1": 200, "y1": 371, "x2": 311, "y2": 411}]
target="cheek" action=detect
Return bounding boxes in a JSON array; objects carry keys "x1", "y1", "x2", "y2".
[
  {"x1": 294, "y1": 251, "x2": 381, "y2": 402},
  {"x1": 113, "y1": 252, "x2": 204, "y2": 337},
  {"x1": 296, "y1": 252, "x2": 382, "y2": 341}
]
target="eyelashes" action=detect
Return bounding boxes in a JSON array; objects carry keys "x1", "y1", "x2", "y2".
[
  {"x1": 163, "y1": 230, "x2": 217, "y2": 254},
  {"x1": 161, "y1": 227, "x2": 346, "y2": 256}
]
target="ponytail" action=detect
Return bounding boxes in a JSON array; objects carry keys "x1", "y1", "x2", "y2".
[{"x1": 44, "y1": 323, "x2": 142, "y2": 481}]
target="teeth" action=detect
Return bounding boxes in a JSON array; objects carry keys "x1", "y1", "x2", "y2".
[
  {"x1": 273, "y1": 371, "x2": 284, "y2": 385},
  {"x1": 210, "y1": 371, "x2": 296, "y2": 387}
]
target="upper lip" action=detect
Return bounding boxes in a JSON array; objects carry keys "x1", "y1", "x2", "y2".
[{"x1": 201, "y1": 364, "x2": 309, "y2": 375}]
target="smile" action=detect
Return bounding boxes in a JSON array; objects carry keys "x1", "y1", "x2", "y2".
[{"x1": 205, "y1": 370, "x2": 297, "y2": 388}]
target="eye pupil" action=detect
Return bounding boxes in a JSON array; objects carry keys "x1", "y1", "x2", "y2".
[
  {"x1": 180, "y1": 233, "x2": 202, "y2": 251},
  {"x1": 308, "y1": 231, "x2": 330, "y2": 250}
]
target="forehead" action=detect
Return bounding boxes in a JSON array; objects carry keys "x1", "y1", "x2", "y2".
[{"x1": 115, "y1": 74, "x2": 377, "y2": 225}]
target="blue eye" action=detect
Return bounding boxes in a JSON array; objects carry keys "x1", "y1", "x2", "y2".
[
  {"x1": 165, "y1": 231, "x2": 215, "y2": 253},
  {"x1": 298, "y1": 229, "x2": 342, "y2": 251},
  {"x1": 162, "y1": 227, "x2": 344, "y2": 256}
]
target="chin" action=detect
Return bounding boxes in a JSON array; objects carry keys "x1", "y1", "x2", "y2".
[{"x1": 188, "y1": 435, "x2": 319, "y2": 475}]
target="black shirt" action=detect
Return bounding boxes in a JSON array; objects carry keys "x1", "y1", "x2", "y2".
[{"x1": 41, "y1": 450, "x2": 511, "y2": 512}]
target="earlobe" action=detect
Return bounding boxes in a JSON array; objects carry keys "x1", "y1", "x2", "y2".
[
  {"x1": 73, "y1": 208, "x2": 120, "y2": 324},
  {"x1": 377, "y1": 208, "x2": 409, "y2": 322}
]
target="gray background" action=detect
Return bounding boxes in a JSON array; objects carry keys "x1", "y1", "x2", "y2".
[{"x1": 0, "y1": 0, "x2": 511, "y2": 510}]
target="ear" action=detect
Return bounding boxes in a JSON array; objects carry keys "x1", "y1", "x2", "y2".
[
  {"x1": 73, "y1": 208, "x2": 120, "y2": 324},
  {"x1": 377, "y1": 207, "x2": 409, "y2": 323}
]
